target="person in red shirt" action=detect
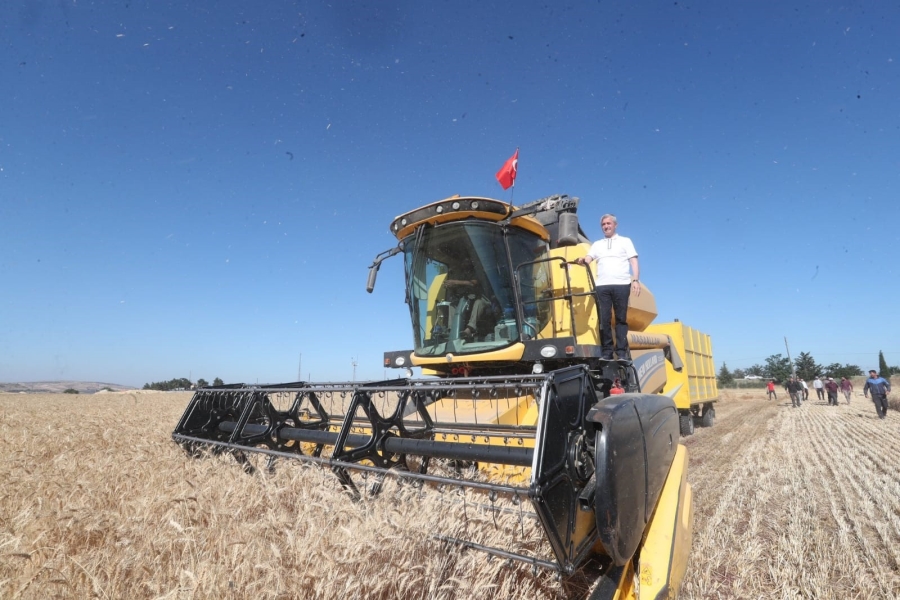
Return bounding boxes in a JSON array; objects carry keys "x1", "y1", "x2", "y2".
[
  {"x1": 824, "y1": 377, "x2": 840, "y2": 406},
  {"x1": 766, "y1": 380, "x2": 777, "y2": 401},
  {"x1": 840, "y1": 377, "x2": 853, "y2": 404}
]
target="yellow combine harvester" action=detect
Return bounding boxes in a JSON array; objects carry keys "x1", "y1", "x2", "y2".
[{"x1": 173, "y1": 194, "x2": 704, "y2": 598}]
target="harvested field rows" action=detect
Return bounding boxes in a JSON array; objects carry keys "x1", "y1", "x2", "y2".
[
  {"x1": 682, "y1": 389, "x2": 900, "y2": 599},
  {"x1": 1, "y1": 389, "x2": 899, "y2": 599}
]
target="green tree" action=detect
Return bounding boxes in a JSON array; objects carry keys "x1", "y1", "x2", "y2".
[
  {"x1": 746, "y1": 364, "x2": 766, "y2": 377},
  {"x1": 879, "y1": 351, "x2": 890, "y2": 378},
  {"x1": 213, "y1": 377, "x2": 224, "y2": 386},
  {"x1": 827, "y1": 364, "x2": 863, "y2": 379},
  {"x1": 63, "y1": 388, "x2": 79, "y2": 394},
  {"x1": 764, "y1": 354, "x2": 792, "y2": 382},
  {"x1": 142, "y1": 377, "x2": 193, "y2": 391},
  {"x1": 794, "y1": 352, "x2": 821, "y2": 381},
  {"x1": 196, "y1": 378, "x2": 209, "y2": 388},
  {"x1": 718, "y1": 363, "x2": 734, "y2": 387}
]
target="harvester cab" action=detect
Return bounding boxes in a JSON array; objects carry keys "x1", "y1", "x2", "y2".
[
  {"x1": 375, "y1": 195, "x2": 675, "y2": 392},
  {"x1": 173, "y1": 193, "x2": 694, "y2": 599}
]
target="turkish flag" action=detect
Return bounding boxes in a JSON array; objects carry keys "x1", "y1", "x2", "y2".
[{"x1": 495, "y1": 149, "x2": 518, "y2": 190}]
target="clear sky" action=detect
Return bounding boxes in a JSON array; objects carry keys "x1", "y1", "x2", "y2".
[{"x1": 2, "y1": 1, "x2": 898, "y2": 387}]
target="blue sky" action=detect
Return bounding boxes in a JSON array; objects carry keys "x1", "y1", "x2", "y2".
[{"x1": 2, "y1": 1, "x2": 898, "y2": 387}]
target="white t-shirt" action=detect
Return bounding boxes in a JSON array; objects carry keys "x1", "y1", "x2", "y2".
[{"x1": 586, "y1": 234, "x2": 638, "y2": 285}]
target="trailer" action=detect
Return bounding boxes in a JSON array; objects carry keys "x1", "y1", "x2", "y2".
[{"x1": 645, "y1": 321, "x2": 718, "y2": 436}]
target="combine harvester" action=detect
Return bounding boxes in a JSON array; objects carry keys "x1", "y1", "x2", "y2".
[{"x1": 173, "y1": 194, "x2": 715, "y2": 598}]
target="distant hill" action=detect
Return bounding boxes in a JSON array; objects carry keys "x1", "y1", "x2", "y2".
[{"x1": 0, "y1": 381, "x2": 135, "y2": 394}]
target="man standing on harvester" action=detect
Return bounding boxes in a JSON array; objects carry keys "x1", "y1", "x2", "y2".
[{"x1": 575, "y1": 214, "x2": 640, "y2": 361}]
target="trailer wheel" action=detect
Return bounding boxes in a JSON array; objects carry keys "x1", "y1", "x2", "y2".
[
  {"x1": 679, "y1": 413, "x2": 694, "y2": 437},
  {"x1": 700, "y1": 406, "x2": 715, "y2": 428}
]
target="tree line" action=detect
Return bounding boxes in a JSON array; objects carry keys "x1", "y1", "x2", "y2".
[
  {"x1": 718, "y1": 350, "x2": 898, "y2": 386},
  {"x1": 142, "y1": 377, "x2": 224, "y2": 391}
]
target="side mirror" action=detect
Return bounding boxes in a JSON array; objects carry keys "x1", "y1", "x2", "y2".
[
  {"x1": 366, "y1": 245, "x2": 403, "y2": 293},
  {"x1": 366, "y1": 266, "x2": 379, "y2": 293}
]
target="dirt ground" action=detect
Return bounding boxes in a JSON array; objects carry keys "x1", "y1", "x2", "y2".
[{"x1": 1, "y1": 388, "x2": 899, "y2": 599}]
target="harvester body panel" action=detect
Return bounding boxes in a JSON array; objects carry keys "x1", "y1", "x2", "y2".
[{"x1": 635, "y1": 444, "x2": 693, "y2": 599}]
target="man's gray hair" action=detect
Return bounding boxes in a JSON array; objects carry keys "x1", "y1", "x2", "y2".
[{"x1": 600, "y1": 213, "x2": 617, "y2": 225}]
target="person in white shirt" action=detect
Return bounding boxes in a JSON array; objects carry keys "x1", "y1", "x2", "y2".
[
  {"x1": 813, "y1": 377, "x2": 824, "y2": 401},
  {"x1": 575, "y1": 214, "x2": 640, "y2": 360}
]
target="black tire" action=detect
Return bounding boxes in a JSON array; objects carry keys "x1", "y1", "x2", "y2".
[
  {"x1": 679, "y1": 413, "x2": 694, "y2": 437},
  {"x1": 700, "y1": 406, "x2": 715, "y2": 427}
]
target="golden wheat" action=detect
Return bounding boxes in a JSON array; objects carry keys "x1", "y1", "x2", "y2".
[{"x1": 2, "y1": 386, "x2": 898, "y2": 599}]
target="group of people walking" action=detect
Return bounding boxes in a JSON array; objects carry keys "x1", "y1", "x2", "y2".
[{"x1": 767, "y1": 371, "x2": 892, "y2": 419}]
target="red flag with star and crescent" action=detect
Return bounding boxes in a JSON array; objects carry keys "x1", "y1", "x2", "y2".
[{"x1": 495, "y1": 149, "x2": 518, "y2": 190}]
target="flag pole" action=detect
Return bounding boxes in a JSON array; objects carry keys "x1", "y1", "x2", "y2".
[{"x1": 510, "y1": 146, "x2": 518, "y2": 205}]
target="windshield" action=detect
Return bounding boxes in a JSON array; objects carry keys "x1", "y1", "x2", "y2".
[{"x1": 405, "y1": 222, "x2": 551, "y2": 357}]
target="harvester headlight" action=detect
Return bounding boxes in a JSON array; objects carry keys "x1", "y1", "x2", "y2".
[
  {"x1": 532, "y1": 362, "x2": 544, "y2": 374},
  {"x1": 436, "y1": 205, "x2": 443, "y2": 213},
  {"x1": 471, "y1": 201, "x2": 479, "y2": 209},
  {"x1": 401, "y1": 218, "x2": 408, "y2": 226},
  {"x1": 395, "y1": 356, "x2": 406, "y2": 366},
  {"x1": 540, "y1": 346, "x2": 558, "y2": 358},
  {"x1": 451, "y1": 201, "x2": 461, "y2": 210}
]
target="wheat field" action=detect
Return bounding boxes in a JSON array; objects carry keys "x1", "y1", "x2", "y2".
[{"x1": 1, "y1": 386, "x2": 899, "y2": 599}]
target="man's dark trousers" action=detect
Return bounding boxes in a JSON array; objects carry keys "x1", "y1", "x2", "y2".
[
  {"x1": 596, "y1": 284, "x2": 631, "y2": 359},
  {"x1": 872, "y1": 393, "x2": 888, "y2": 418}
]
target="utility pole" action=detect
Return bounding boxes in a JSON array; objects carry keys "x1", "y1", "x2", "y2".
[
  {"x1": 297, "y1": 353, "x2": 302, "y2": 381},
  {"x1": 784, "y1": 337, "x2": 796, "y2": 378},
  {"x1": 351, "y1": 356, "x2": 358, "y2": 382}
]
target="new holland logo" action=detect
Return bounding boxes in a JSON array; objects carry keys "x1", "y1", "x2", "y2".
[{"x1": 635, "y1": 353, "x2": 664, "y2": 382}]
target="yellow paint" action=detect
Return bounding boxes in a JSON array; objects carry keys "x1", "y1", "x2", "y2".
[
  {"x1": 411, "y1": 343, "x2": 526, "y2": 366},
  {"x1": 646, "y1": 322, "x2": 719, "y2": 410},
  {"x1": 636, "y1": 445, "x2": 693, "y2": 599}
]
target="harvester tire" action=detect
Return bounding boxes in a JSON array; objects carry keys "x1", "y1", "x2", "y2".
[
  {"x1": 679, "y1": 413, "x2": 694, "y2": 437},
  {"x1": 701, "y1": 406, "x2": 715, "y2": 428}
]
